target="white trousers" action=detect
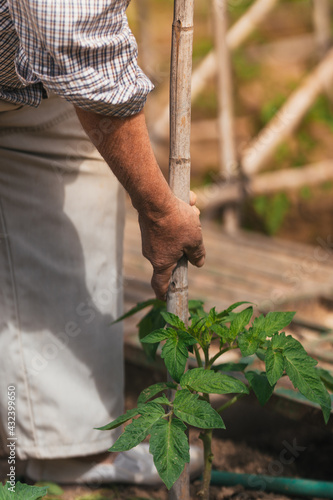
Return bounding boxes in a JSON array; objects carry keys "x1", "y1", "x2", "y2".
[{"x1": 0, "y1": 94, "x2": 125, "y2": 459}]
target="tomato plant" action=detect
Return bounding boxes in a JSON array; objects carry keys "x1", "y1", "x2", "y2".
[{"x1": 99, "y1": 300, "x2": 333, "y2": 500}]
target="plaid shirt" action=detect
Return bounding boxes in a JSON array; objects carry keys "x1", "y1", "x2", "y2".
[{"x1": 0, "y1": 0, "x2": 153, "y2": 116}]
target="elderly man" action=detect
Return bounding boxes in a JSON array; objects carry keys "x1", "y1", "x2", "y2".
[{"x1": 0, "y1": 0, "x2": 205, "y2": 485}]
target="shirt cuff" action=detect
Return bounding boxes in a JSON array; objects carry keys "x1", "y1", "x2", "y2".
[
  {"x1": 40, "y1": 65, "x2": 154, "y2": 117},
  {"x1": 15, "y1": 45, "x2": 154, "y2": 117}
]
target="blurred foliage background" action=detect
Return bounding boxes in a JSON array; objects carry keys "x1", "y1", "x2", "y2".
[{"x1": 126, "y1": 0, "x2": 333, "y2": 243}]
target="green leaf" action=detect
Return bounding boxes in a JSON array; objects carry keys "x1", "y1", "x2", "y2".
[
  {"x1": 245, "y1": 371, "x2": 275, "y2": 406},
  {"x1": 139, "y1": 402, "x2": 166, "y2": 417},
  {"x1": 207, "y1": 307, "x2": 218, "y2": 325},
  {"x1": 161, "y1": 337, "x2": 189, "y2": 383},
  {"x1": 273, "y1": 333, "x2": 332, "y2": 423},
  {"x1": 256, "y1": 347, "x2": 267, "y2": 362},
  {"x1": 264, "y1": 311, "x2": 295, "y2": 334},
  {"x1": 161, "y1": 311, "x2": 186, "y2": 330},
  {"x1": 229, "y1": 306, "x2": 253, "y2": 340},
  {"x1": 173, "y1": 389, "x2": 225, "y2": 429},
  {"x1": 283, "y1": 344, "x2": 331, "y2": 422},
  {"x1": 180, "y1": 367, "x2": 249, "y2": 395},
  {"x1": 109, "y1": 417, "x2": 152, "y2": 452},
  {"x1": 237, "y1": 311, "x2": 296, "y2": 358},
  {"x1": 149, "y1": 418, "x2": 189, "y2": 490},
  {"x1": 96, "y1": 407, "x2": 141, "y2": 430},
  {"x1": 34, "y1": 482, "x2": 64, "y2": 495},
  {"x1": 140, "y1": 328, "x2": 172, "y2": 344},
  {"x1": 178, "y1": 330, "x2": 197, "y2": 346},
  {"x1": 111, "y1": 299, "x2": 165, "y2": 323},
  {"x1": 189, "y1": 299, "x2": 205, "y2": 316},
  {"x1": 238, "y1": 332, "x2": 261, "y2": 357},
  {"x1": 250, "y1": 314, "x2": 268, "y2": 338},
  {"x1": 316, "y1": 367, "x2": 333, "y2": 392},
  {"x1": 150, "y1": 394, "x2": 171, "y2": 405},
  {"x1": 189, "y1": 316, "x2": 207, "y2": 336},
  {"x1": 265, "y1": 342, "x2": 285, "y2": 385},
  {"x1": 0, "y1": 482, "x2": 48, "y2": 500},
  {"x1": 270, "y1": 331, "x2": 288, "y2": 349},
  {"x1": 213, "y1": 362, "x2": 249, "y2": 372},
  {"x1": 138, "y1": 306, "x2": 166, "y2": 360},
  {"x1": 138, "y1": 382, "x2": 177, "y2": 404},
  {"x1": 210, "y1": 324, "x2": 230, "y2": 342},
  {"x1": 252, "y1": 311, "x2": 295, "y2": 337},
  {"x1": 217, "y1": 301, "x2": 253, "y2": 319},
  {"x1": 238, "y1": 315, "x2": 269, "y2": 357},
  {"x1": 109, "y1": 403, "x2": 165, "y2": 452}
]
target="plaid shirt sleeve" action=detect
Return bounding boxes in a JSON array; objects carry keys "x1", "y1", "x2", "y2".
[{"x1": 7, "y1": 0, "x2": 154, "y2": 116}]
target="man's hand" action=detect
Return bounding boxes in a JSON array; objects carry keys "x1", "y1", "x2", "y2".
[{"x1": 138, "y1": 192, "x2": 205, "y2": 300}]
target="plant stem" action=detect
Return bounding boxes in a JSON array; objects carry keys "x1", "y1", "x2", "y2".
[
  {"x1": 207, "y1": 345, "x2": 237, "y2": 368},
  {"x1": 216, "y1": 394, "x2": 245, "y2": 414},
  {"x1": 204, "y1": 347, "x2": 210, "y2": 368},
  {"x1": 194, "y1": 345, "x2": 203, "y2": 367},
  {"x1": 198, "y1": 428, "x2": 213, "y2": 500}
]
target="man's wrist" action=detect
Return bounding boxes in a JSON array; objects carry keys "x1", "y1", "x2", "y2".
[{"x1": 131, "y1": 184, "x2": 177, "y2": 222}]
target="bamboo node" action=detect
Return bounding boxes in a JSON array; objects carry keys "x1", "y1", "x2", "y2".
[
  {"x1": 169, "y1": 157, "x2": 191, "y2": 165},
  {"x1": 172, "y1": 22, "x2": 193, "y2": 32},
  {"x1": 168, "y1": 282, "x2": 188, "y2": 293}
]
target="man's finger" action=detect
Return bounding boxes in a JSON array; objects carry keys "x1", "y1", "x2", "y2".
[
  {"x1": 151, "y1": 264, "x2": 177, "y2": 301},
  {"x1": 185, "y1": 242, "x2": 206, "y2": 268},
  {"x1": 191, "y1": 205, "x2": 200, "y2": 216},
  {"x1": 189, "y1": 191, "x2": 197, "y2": 206}
]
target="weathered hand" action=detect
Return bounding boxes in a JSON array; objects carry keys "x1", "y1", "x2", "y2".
[{"x1": 138, "y1": 193, "x2": 205, "y2": 300}]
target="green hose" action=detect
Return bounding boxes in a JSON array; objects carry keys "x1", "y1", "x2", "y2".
[{"x1": 210, "y1": 471, "x2": 333, "y2": 498}]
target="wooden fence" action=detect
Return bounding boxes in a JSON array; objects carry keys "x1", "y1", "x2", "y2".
[{"x1": 145, "y1": 0, "x2": 333, "y2": 224}]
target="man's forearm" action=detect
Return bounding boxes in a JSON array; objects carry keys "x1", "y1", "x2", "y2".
[
  {"x1": 75, "y1": 106, "x2": 205, "y2": 299},
  {"x1": 75, "y1": 107, "x2": 175, "y2": 218}
]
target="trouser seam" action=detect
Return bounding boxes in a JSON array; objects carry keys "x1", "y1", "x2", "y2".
[{"x1": 0, "y1": 197, "x2": 39, "y2": 453}]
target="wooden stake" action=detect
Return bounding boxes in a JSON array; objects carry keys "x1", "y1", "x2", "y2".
[
  {"x1": 167, "y1": 0, "x2": 194, "y2": 499},
  {"x1": 194, "y1": 160, "x2": 333, "y2": 211},
  {"x1": 153, "y1": 0, "x2": 279, "y2": 140},
  {"x1": 313, "y1": 0, "x2": 333, "y2": 103},
  {"x1": 242, "y1": 47, "x2": 333, "y2": 176},
  {"x1": 213, "y1": 0, "x2": 239, "y2": 233},
  {"x1": 193, "y1": 0, "x2": 279, "y2": 99},
  {"x1": 313, "y1": 0, "x2": 332, "y2": 57}
]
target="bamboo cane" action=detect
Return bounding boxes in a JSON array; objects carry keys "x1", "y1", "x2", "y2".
[
  {"x1": 313, "y1": 0, "x2": 333, "y2": 102},
  {"x1": 242, "y1": 46, "x2": 333, "y2": 176},
  {"x1": 250, "y1": 160, "x2": 333, "y2": 195},
  {"x1": 313, "y1": 0, "x2": 332, "y2": 57},
  {"x1": 213, "y1": 0, "x2": 239, "y2": 233},
  {"x1": 152, "y1": 0, "x2": 279, "y2": 140},
  {"x1": 167, "y1": 0, "x2": 194, "y2": 499},
  {"x1": 194, "y1": 160, "x2": 333, "y2": 211}
]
